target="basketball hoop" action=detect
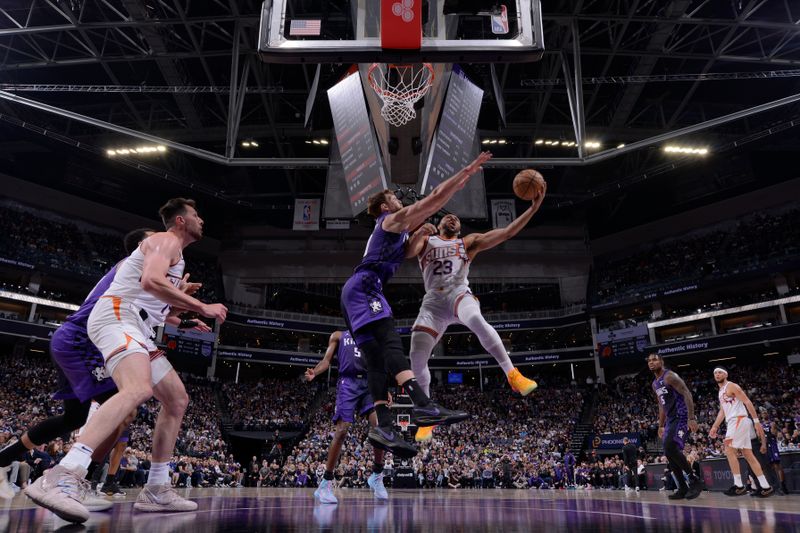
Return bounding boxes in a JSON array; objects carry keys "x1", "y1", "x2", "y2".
[
  {"x1": 398, "y1": 420, "x2": 409, "y2": 433},
  {"x1": 367, "y1": 63, "x2": 434, "y2": 127}
]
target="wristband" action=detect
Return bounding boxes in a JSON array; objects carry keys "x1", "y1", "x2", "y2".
[
  {"x1": 753, "y1": 418, "x2": 760, "y2": 424},
  {"x1": 179, "y1": 319, "x2": 199, "y2": 329}
]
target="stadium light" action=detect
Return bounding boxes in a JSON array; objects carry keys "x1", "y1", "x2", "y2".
[
  {"x1": 663, "y1": 145, "x2": 709, "y2": 155},
  {"x1": 584, "y1": 141, "x2": 601, "y2": 149},
  {"x1": 106, "y1": 145, "x2": 166, "y2": 157}
]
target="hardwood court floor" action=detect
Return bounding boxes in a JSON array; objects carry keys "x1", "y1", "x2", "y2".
[{"x1": 1, "y1": 486, "x2": 798, "y2": 532}]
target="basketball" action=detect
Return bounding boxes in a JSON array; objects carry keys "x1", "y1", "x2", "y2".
[{"x1": 513, "y1": 169, "x2": 545, "y2": 201}]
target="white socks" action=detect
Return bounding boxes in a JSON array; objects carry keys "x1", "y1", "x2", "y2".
[
  {"x1": 733, "y1": 474, "x2": 743, "y2": 487},
  {"x1": 60, "y1": 443, "x2": 94, "y2": 471},
  {"x1": 147, "y1": 461, "x2": 170, "y2": 486},
  {"x1": 757, "y1": 475, "x2": 770, "y2": 488}
]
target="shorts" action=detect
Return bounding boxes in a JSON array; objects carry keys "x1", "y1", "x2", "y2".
[
  {"x1": 767, "y1": 442, "x2": 781, "y2": 463},
  {"x1": 332, "y1": 376, "x2": 374, "y2": 424},
  {"x1": 412, "y1": 287, "x2": 477, "y2": 338},
  {"x1": 724, "y1": 416, "x2": 754, "y2": 450},
  {"x1": 341, "y1": 271, "x2": 393, "y2": 333},
  {"x1": 50, "y1": 322, "x2": 117, "y2": 403},
  {"x1": 663, "y1": 418, "x2": 689, "y2": 451},
  {"x1": 87, "y1": 296, "x2": 172, "y2": 386}
]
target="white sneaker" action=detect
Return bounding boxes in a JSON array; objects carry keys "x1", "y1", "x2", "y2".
[
  {"x1": 0, "y1": 467, "x2": 13, "y2": 499},
  {"x1": 134, "y1": 484, "x2": 198, "y2": 512},
  {"x1": 635, "y1": 486, "x2": 640, "y2": 492},
  {"x1": 83, "y1": 490, "x2": 113, "y2": 512},
  {"x1": 24, "y1": 465, "x2": 90, "y2": 523}
]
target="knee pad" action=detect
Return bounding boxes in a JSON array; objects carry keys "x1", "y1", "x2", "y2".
[{"x1": 409, "y1": 331, "x2": 436, "y2": 374}]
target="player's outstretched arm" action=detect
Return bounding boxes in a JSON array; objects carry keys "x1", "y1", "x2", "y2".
[
  {"x1": 665, "y1": 371, "x2": 698, "y2": 432},
  {"x1": 306, "y1": 331, "x2": 341, "y2": 381},
  {"x1": 464, "y1": 180, "x2": 547, "y2": 259},
  {"x1": 384, "y1": 152, "x2": 492, "y2": 233}
]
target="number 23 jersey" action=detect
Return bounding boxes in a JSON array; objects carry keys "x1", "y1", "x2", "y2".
[{"x1": 418, "y1": 235, "x2": 470, "y2": 292}]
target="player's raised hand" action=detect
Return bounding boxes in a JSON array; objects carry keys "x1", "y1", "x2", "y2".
[
  {"x1": 456, "y1": 151, "x2": 493, "y2": 188},
  {"x1": 305, "y1": 368, "x2": 316, "y2": 382},
  {"x1": 192, "y1": 321, "x2": 212, "y2": 333},
  {"x1": 532, "y1": 179, "x2": 547, "y2": 208}
]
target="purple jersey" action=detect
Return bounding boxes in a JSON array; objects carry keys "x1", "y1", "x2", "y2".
[
  {"x1": 652, "y1": 370, "x2": 688, "y2": 423},
  {"x1": 64, "y1": 265, "x2": 119, "y2": 330},
  {"x1": 353, "y1": 213, "x2": 409, "y2": 285},
  {"x1": 336, "y1": 330, "x2": 366, "y2": 377}
]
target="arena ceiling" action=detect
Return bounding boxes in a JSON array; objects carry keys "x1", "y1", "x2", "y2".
[{"x1": 1, "y1": 0, "x2": 799, "y2": 237}]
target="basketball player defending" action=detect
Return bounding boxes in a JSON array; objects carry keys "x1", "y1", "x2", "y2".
[
  {"x1": 708, "y1": 367, "x2": 773, "y2": 497},
  {"x1": 341, "y1": 152, "x2": 492, "y2": 458},
  {"x1": 647, "y1": 353, "x2": 703, "y2": 500},
  {"x1": 306, "y1": 330, "x2": 389, "y2": 503},
  {"x1": 0, "y1": 229, "x2": 152, "y2": 503},
  {"x1": 27, "y1": 198, "x2": 227, "y2": 523},
  {"x1": 407, "y1": 185, "x2": 546, "y2": 442}
]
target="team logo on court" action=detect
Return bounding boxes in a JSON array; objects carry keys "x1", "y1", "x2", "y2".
[
  {"x1": 392, "y1": 0, "x2": 414, "y2": 23},
  {"x1": 369, "y1": 299, "x2": 383, "y2": 314}
]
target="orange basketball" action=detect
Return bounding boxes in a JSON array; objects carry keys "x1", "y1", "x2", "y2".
[{"x1": 513, "y1": 169, "x2": 545, "y2": 201}]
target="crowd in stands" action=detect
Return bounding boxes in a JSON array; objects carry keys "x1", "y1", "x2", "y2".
[
  {"x1": 592, "y1": 361, "x2": 800, "y2": 460},
  {"x1": 0, "y1": 203, "x2": 223, "y2": 308},
  {"x1": 592, "y1": 206, "x2": 800, "y2": 305},
  {"x1": 2, "y1": 345, "x2": 798, "y2": 494},
  {"x1": 221, "y1": 378, "x2": 320, "y2": 431},
  {"x1": 276, "y1": 378, "x2": 587, "y2": 490}
]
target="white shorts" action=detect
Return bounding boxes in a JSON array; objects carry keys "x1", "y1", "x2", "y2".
[
  {"x1": 412, "y1": 288, "x2": 479, "y2": 338},
  {"x1": 724, "y1": 416, "x2": 754, "y2": 450},
  {"x1": 87, "y1": 296, "x2": 172, "y2": 387}
]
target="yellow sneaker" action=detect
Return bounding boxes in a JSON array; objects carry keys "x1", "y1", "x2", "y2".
[
  {"x1": 507, "y1": 368, "x2": 538, "y2": 396},
  {"x1": 415, "y1": 425, "x2": 435, "y2": 442}
]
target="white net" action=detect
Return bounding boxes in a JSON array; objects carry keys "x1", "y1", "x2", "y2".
[{"x1": 368, "y1": 63, "x2": 434, "y2": 127}]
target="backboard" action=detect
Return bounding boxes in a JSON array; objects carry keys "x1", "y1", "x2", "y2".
[{"x1": 258, "y1": 0, "x2": 544, "y2": 63}]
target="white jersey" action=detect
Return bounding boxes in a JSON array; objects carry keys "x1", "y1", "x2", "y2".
[
  {"x1": 418, "y1": 236, "x2": 470, "y2": 292},
  {"x1": 719, "y1": 381, "x2": 747, "y2": 423},
  {"x1": 105, "y1": 244, "x2": 185, "y2": 328}
]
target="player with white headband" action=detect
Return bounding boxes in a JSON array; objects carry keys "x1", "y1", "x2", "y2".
[{"x1": 709, "y1": 366, "x2": 773, "y2": 497}]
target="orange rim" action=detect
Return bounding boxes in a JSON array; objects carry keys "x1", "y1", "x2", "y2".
[{"x1": 367, "y1": 63, "x2": 435, "y2": 100}]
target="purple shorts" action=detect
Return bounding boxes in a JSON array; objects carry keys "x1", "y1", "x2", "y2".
[
  {"x1": 50, "y1": 322, "x2": 117, "y2": 403},
  {"x1": 664, "y1": 418, "x2": 689, "y2": 451},
  {"x1": 332, "y1": 376, "x2": 374, "y2": 423},
  {"x1": 341, "y1": 271, "x2": 393, "y2": 333}
]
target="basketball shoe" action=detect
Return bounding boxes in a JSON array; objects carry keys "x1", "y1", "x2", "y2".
[
  {"x1": 507, "y1": 368, "x2": 538, "y2": 396},
  {"x1": 414, "y1": 425, "x2": 435, "y2": 443},
  {"x1": 24, "y1": 465, "x2": 90, "y2": 523},
  {"x1": 133, "y1": 484, "x2": 197, "y2": 512}
]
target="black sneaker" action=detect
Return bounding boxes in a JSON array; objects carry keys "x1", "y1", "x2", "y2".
[
  {"x1": 754, "y1": 486, "x2": 774, "y2": 498},
  {"x1": 411, "y1": 402, "x2": 469, "y2": 427},
  {"x1": 668, "y1": 488, "x2": 687, "y2": 500},
  {"x1": 723, "y1": 485, "x2": 747, "y2": 496},
  {"x1": 368, "y1": 426, "x2": 418, "y2": 459},
  {"x1": 102, "y1": 480, "x2": 127, "y2": 498},
  {"x1": 685, "y1": 477, "x2": 704, "y2": 500}
]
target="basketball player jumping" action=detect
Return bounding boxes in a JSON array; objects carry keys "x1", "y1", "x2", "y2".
[
  {"x1": 647, "y1": 353, "x2": 704, "y2": 500},
  {"x1": 407, "y1": 184, "x2": 547, "y2": 442},
  {"x1": 27, "y1": 198, "x2": 227, "y2": 523},
  {"x1": 708, "y1": 367, "x2": 773, "y2": 497},
  {"x1": 305, "y1": 330, "x2": 389, "y2": 504},
  {"x1": 340, "y1": 151, "x2": 492, "y2": 459}
]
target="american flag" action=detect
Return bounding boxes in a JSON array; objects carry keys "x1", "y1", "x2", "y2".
[{"x1": 289, "y1": 19, "x2": 321, "y2": 36}]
